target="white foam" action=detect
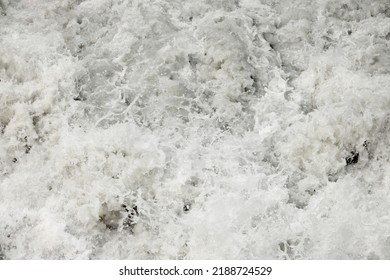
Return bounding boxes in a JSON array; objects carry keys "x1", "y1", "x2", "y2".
[{"x1": 0, "y1": 0, "x2": 389, "y2": 259}]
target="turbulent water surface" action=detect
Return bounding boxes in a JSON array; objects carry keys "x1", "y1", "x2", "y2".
[{"x1": 0, "y1": 0, "x2": 390, "y2": 259}]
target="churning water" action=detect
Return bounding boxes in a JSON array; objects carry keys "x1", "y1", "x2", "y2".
[{"x1": 0, "y1": 0, "x2": 390, "y2": 259}]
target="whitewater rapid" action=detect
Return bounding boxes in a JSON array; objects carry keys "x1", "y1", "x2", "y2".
[{"x1": 0, "y1": 0, "x2": 390, "y2": 259}]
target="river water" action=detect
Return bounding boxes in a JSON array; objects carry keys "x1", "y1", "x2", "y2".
[{"x1": 0, "y1": 0, "x2": 389, "y2": 259}]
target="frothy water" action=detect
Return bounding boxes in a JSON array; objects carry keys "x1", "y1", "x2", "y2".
[{"x1": 0, "y1": 0, "x2": 389, "y2": 259}]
